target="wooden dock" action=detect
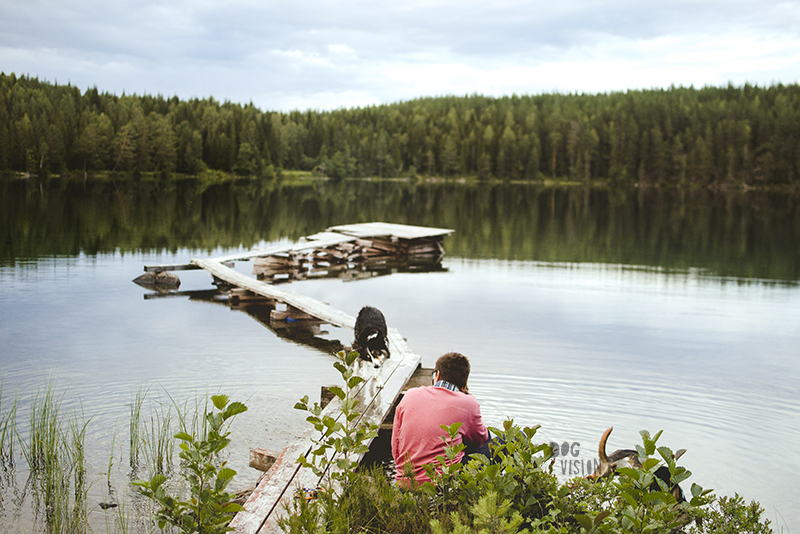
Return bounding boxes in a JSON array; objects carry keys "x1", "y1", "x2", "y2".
[
  {"x1": 139, "y1": 222, "x2": 453, "y2": 534},
  {"x1": 143, "y1": 222, "x2": 452, "y2": 274}
]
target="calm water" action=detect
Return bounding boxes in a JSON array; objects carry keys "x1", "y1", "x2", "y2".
[{"x1": 1, "y1": 177, "x2": 799, "y2": 532}]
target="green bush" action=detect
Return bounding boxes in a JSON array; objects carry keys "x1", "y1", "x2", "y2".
[
  {"x1": 133, "y1": 394, "x2": 248, "y2": 534},
  {"x1": 280, "y1": 355, "x2": 775, "y2": 534},
  {"x1": 689, "y1": 494, "x2": 774, "y2": 534}
]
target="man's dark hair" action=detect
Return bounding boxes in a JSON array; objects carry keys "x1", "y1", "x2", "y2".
[{"x1": 435, "y1": 352, "x2": 470, "y2": 389}]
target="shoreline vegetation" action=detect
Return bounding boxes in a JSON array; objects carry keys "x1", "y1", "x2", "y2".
[
  {"x1": 0, "y1": 361, "x2": 779, "y2": 534},
  {"x1": 1, "y1": 73, "x2": 799, "y2": 192}
]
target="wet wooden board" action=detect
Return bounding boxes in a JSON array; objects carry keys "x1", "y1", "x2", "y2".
[
  {"x1": 191, "y1": 259, "x2": 357, "y2": 328},
  {"x1": 230, "y1": 328, "x2": 421, "y2": 534},
  {"x1": 327, "y1": 222, "x2": 453, "y2": 240},
  {"x1": 146, "y1": 233, "x2": 357, "y2": 272}
]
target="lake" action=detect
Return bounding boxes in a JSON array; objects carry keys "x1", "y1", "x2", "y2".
[{"x1": 1, "y1": 176, "x2": 799, "y2": 532}]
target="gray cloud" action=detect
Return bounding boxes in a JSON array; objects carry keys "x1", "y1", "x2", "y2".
[{"x1": 1, "y1": 0, "x2": 798, "y2": 110}]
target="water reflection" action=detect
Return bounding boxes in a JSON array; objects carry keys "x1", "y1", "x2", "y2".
[{"x1": 2, "y1": 177, "x2": 798, "y2": 281}]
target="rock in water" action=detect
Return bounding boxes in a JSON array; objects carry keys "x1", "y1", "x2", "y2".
[{"x1": 133, "y1": 271, "x2": 181, "y2": 290}]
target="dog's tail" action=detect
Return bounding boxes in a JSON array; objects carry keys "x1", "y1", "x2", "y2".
[
  {"x1": 598, "y1": 427, "x2": 612, "y2": 465},
  {"x1": 585, "y1": 427, "x2": 613, "y2": 480}
]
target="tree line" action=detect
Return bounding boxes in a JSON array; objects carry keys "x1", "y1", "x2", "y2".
[{"x1": 1, "y1": 72, "x2": 799, "y2": 186}]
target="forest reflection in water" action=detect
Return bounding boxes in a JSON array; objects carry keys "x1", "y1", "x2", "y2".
[{"x1": 2, "y1": 176, "x2": 798, "y2": 282}]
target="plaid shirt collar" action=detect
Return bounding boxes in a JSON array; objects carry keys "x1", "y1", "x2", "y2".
[{"x1": 434, "y1": 380, "x2": 461, "y2": 392}]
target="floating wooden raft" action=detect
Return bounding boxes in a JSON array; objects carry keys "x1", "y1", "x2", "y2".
[{"x1": 144, "y1": 222, "x2": 453, "y2": 274}]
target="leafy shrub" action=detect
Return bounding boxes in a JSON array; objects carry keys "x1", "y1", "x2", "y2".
[
  {"x1": 293, "y1": 350, "x2": 379, "y2": 489},
  {"x1": 133, "y1": 394, "x2": 247, "y2": 534},
  {"x1": 280, "y1": 354, "x2": 775, "y2": 534},
  {"x1": 281, "y1": 465, "x2": 432, "y2": 534},
  {"x1": 689, "y1": 493, "x2": 774, "y2": 534}
]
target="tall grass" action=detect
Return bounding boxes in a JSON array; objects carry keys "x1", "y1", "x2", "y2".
[
  {"x1": 128, "y1": 384, "x2": 147, "y2": 471},
  {"x1": 128, "y1": 385, "x2": 214, "y2": 484},
  {"x1": 17, "y1": 382, "x2": 90, "y2": 534},
  {"x1": 1, "y1": 383, "x2": 240, "y2": 534},
  {"x1": 140, "y1": 398, "x2": 174, "y2": 476},
  {"x1": 0, "y1": 386, "x2": 19, "y2": 468}
]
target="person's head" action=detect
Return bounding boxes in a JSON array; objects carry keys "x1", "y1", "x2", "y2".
[{"x1": 435, "y1": 352, "x2": 470, "y2": 390}]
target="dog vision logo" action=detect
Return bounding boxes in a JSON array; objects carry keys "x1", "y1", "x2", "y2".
[{"x1": 548, "y1": 441, "x2": 599, "y2": 477}]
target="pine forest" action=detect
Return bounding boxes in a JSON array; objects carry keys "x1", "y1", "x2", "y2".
[{"x1": 1, "y1": 72, "x2": 799, "y2": 188}]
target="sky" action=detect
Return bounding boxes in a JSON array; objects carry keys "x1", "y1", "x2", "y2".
[{"x1": 1, "y1": 0, "x2": 799, "y2": 112}]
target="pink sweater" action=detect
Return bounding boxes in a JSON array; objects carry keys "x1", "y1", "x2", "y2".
[{"x1": 391, "y1": 385, "x2": 488, "y2": 487}]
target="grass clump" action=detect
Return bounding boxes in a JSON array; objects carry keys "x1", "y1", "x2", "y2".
[{"x1": 15, "y1": 383, "x2": 90, "y2": 534}]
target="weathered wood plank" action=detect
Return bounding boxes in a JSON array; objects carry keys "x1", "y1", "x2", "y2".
[
  {"x1": 327, "y1": 222, "x2": 453, "y2": 240},
  {"x1": 230, "y1": 329, "x2": 421, "y2": 534},
  {"x1": 191, "y1": 259, "x2": 357, "y2": 328},
  {"x1": 146, "y1": 233, "x2": 358, "y2": 272}
]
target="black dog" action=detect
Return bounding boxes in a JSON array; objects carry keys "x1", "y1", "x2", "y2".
[
  {"x1": 352, "y1": 306, "x2": 390, "y2": 366},
  {"x1": 587, "y1": 427, "x2": 685, "y2": 502}
]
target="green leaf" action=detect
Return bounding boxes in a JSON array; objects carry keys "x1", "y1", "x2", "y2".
[
  {"x1": 672, "y1": 469, "x2": 692, "y2": 484},
  {"x1": 575, "y1": 514, "x2": 593, "y2": 530},
  {"x1": 211, "y1": 394, "x2": 229, "y2": 410},
  {"x1": 223, "y1": 401, "x2": 248, "y2": 419},
  {"x1": 222, "y1": 502, "x2": 245, "y2": 514},
  {"x1": 642, "y1": 491, "x2": 665, "y2": 503},
  {"x1": 174, "y1": 431, "x2": 194, "y2": 441},
  {"x1": 616, "y1": 467, "x2": 640, "y2": 481},
  {"x1": 620, "y1": 490, "x2": 638, "y2": 508},
  {"x1": 328, "y1": 386, "x2": 345, "y2": 399},
  {"x1": 595, "y1": 510, "x2": 612, "y2": 524},
  {"x1": 345, "y1": 350, "x2": 360, "y2": 366},
  {"x1": 150, "y1": 473, "x2": 167, "y2": 491},
  {"x1": 523, "y1": 424, "x2": 540, "y2": 439},
  {"x1": 642, "y1": 457, "x2": 661, "y2": 470},
  {"x1": 347, "y1": 375, "x2": 365, "y2": 389}
]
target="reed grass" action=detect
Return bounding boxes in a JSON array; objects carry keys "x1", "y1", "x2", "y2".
[
  {"x1": 17, "y1": 382, "x2": 90, "y2": 534},
  {"x1": 140, "y1": 399, "x2": 174, "y2": 476},
  {"x1": 128, "y1": 385, "x2": 210, "y2": 482},
  {"x1": 101, "y1": 495, "x2": 134, "y2": 534},
  {"x1": 128, "y1": 384, "x2": 148, "y2": 470},
  {"x1": 0, "y1": 386, "x2": 19, "y2": 468}
]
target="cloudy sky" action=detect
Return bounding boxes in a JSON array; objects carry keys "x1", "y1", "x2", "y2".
[{"x1": 2, "y1": 0, "x2": 799, "y2": 112}]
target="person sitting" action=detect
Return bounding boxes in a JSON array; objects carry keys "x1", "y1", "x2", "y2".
[{"x1": 391, "y1": 352, "x2": 489, "y2": 488}]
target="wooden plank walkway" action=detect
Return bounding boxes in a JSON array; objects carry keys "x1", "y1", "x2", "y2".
[
  {"x1": 229, "y1": 329, "x2": 420, "y2": 534},
  {"x1": 191, "y1": 259, "x2": 357, "y2": 328},
  {"x1": 328, "y1": 221, "x2": 452, "y2": 240},
  {"x1": 144, "y1": 223, "x2": 453, "y2": 533},
  {"x1": 187, "y1": 259, "x2": 425, "y2": 533}
]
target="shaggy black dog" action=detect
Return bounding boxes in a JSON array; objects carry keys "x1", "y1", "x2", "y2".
[{"x1": 352, "y1": 306, "x2": 390, "y2": 364}]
